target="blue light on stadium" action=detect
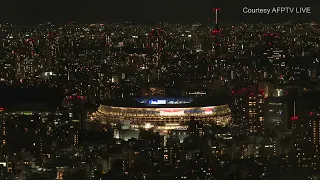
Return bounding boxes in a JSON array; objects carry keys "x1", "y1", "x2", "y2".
[
  {"x1": 149, "y1": 100, "x2": 166, "y2": 105},
  {"x1": 136, "y1": 97, "x2": 193, "y2": 105}
]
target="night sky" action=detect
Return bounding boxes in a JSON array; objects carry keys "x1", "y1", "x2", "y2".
[{"x1": 0, "y1": 0, "x2": 318, "y2": 24}]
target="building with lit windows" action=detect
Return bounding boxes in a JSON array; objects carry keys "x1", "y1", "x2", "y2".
[
  {"x1": 305, "y1": 110, "x2": 320, "y2": 171},
  {"x1": 230, "y1": 88, "x2": 248, "y2": 135},
  {"x1": 265, "y1": 96, "x2": 288, "y2": 133},
  {"x1": 93, "y1": 97, "x2": 231, "y2": 132},
  {"x1": 291, "y1": 110, "x2": 320, "y2": 172},
  {"x1": 248, "y1": 88, "x2": 265, "y2": 135},
  {"x1": 292, "y1": 115, "x2": 314, "y2": 171},
  {"x1": 262, "y1": 135, "x2": 282, "y2": 157},
  {"x1": 230, "y1": 86, "x2": 265, "y2": 136}
]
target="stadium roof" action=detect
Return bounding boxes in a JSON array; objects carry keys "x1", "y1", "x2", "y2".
[{"x1": 101, "y1": 96, "x2": 229, "y2": 108}]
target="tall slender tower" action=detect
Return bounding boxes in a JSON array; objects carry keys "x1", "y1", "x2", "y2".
[
  {"x1": 211, "y1": 8, "x2": 222, "y2": 54},
  {"x1": 212, "y1": 8, "x2": 221, "y2": 34}
]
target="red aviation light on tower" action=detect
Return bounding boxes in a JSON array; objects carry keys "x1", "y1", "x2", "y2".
[
  {"x1": 263, "y1": 33, "x2": 280, "y2": 37},
  {"x1": 27, "y1": 38, "x2": 35, "y2": 42},
  {"x1": 212, "y1": 30, "x2": 221, "y2": 34},
  {"x1": 259, "y1": 88, "x2": 265, "y2": 95},
  {"x1": 47, "y1": 32, "x2": 56, "y2": 37},
  {"x1": 213, "y1": 8, "x2": 222, "y2": 11},
  {"x1": 211, "y1": 7, "x2": 221, "y2": 36}
]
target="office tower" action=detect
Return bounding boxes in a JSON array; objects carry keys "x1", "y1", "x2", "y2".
[
  {"x1": 230, "y1": 86, "x2": 265, "y2": 136},
  {"x1": 309, "y1": 111, "x2": 320, "y2": 171},
  {"x1": 291, "y1": 114, "x2": 316, "y2": 171},
  {"x1": 248, "y1": 88, "x2": 265, "y2": 135},
  {"x1": 265, "y1": 96, "x2": 288, "y2": 134},
  {"x1": 261, "y1": 135, "x2": 282, "y2": 157},
  {"x1": 230, "y1": 88, "x2": 248, "y2": 135},
  {"x1": 70, "y1": 110, "x2": 85, "y2": 145},
  {"x1": 291, "y1": 109, "x2": 320, "y2": 172}
]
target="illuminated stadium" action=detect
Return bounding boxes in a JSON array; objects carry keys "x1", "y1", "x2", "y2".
[{"x1": 93, "y1": 97, "x2": 231, "y2": 131}]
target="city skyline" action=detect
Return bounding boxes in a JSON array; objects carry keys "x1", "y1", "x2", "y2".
[{"x1": 1, "y1": 2, "x2": 320, "y2": 179}]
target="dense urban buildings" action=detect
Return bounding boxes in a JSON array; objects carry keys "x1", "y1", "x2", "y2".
[{"x1": 0, "y1": 10, "x2": 320, "y2": 179}]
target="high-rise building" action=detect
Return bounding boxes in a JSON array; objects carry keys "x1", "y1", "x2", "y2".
[
  {"x1": 265, "y1": 96, "x2": 289, "y2": 134},
  {"x1": 291, "y1": 115, "x2": 315, "y2": 171},
  {"x1": 248, "y1": 88, "x2": 265, "y2": 135},
  {"x1": 230, "y1": 86, "x2": 265, "y2": 136},
  {"x1": 309, "y1": 111, "x2": 320, "y2": 171},
  {"x1": 230, "y1": 88, "x2": 247, "y2": 135},
  {"x1": 291, "y1": 109, "x2": 320, "y2": 172}
]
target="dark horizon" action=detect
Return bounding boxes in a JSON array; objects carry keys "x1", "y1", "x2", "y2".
[{"x1": 0, "y1": 0, "x2": 318, "y2": 25}]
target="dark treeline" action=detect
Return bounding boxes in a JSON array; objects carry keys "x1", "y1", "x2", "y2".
[{"x1": 0, "y1": 84, "x2": 64, "y2": 108}]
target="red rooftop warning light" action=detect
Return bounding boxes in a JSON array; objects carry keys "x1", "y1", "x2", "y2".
[{"x1": 212, "y1": 30, "x2": 221, "y2": 34}]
